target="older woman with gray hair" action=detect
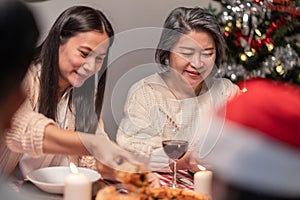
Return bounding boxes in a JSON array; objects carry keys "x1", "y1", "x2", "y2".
[{"x1": 117, "y1": 7, "x2": 240, "y2": 172}]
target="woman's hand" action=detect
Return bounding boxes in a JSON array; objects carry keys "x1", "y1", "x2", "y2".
[
  {"x1": 96, "y1": 160, "x2": 160, "y2": 188},
  {"x1": 171, "y1": 151, "x2": 201, "y2": 172},
  {"x1": 96, "y1": 161, "x2": 117, "y2": 181},
  {"x1": 79, "y1": 133, "x2": 140, "y2": 171}
]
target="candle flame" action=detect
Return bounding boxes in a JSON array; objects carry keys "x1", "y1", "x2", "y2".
[
  {"x1": 197, "y1": 164, "x2": 206, "y2": 171},
  {"x1": 70, "y1": 162, "x2": 79, "y2": 174}
]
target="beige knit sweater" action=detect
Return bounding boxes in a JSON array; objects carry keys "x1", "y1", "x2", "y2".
[
  {"x1": 116, "y1": 73, "x2": 240, "y2": 171},
  {"x1": 1, "y1": 65, "x2": 103, "y2": 177}
]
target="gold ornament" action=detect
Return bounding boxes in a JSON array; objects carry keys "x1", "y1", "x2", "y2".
[
  {"x1": 275, "y1": 64, "x2": 285, "y2": 75},
  {"x1": 240, "y1": 53, "x2": 247, "y2": 62}
]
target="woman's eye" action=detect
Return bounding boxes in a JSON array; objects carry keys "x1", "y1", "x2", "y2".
[
  {"x1": 80, "y1": 51, "x2": 89, "y2": 58},
  {"x1": 180, "y1": 52, "x2": 193, "y2": 57},
  {"x1": 95, "y1": 56, "x2": 104, "y2": 63},
  {"x1": 201, "y1": 53, "x2": 213, "y2": 58}
]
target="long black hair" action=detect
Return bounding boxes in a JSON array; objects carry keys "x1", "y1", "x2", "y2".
[{"x1": 33, "y1": 6, "x2": 114, "y2": 122}]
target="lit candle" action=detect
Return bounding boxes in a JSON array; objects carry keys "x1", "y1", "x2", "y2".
[
  {"x1": 194, "y1": 164, "x2": 213, "y2": 196},
  {"x1": 63, "y1": 163, "x2": 91, "y2": 200}
]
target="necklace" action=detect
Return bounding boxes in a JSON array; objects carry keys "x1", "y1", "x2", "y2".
[{"x1": 158, "y1": 107, "x2": 179, "y2": 133}]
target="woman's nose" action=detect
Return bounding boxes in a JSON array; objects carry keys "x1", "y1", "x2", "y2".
[
  {"x1": 190, "y1": 55, "x2": 203, "y2": 69},
  {"x1": 82, "y1": 57, "x2": 100, "y2": 75}
]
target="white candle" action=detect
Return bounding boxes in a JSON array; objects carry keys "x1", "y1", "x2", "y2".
[
  {"x1": 63, "y1": 163, "x2": 91, "y2": 200},
  {"x1": 194, "y1": 165, "x2": 213, "y2": 196}
]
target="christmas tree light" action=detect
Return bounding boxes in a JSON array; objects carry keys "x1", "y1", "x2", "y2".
[{"x1": 210, "y1": 0, "x2": 300, "y2": 85}]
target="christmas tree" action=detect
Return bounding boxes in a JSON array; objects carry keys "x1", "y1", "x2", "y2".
[{"x1": 211, "y1": 0, "x2": 300, "y2": 86}]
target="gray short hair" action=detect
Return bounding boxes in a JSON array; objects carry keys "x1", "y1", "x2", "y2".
[{"x1": 155, "y1": 7, "x2": 226, "y2": 68}]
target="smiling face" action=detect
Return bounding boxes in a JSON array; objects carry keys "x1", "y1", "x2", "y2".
[
  {"x1": 58, "y1": 30, "x2": 110, "y2": 91},
  {"x1": 169, "y1": 31, "x2": 216, "y2": 94}
]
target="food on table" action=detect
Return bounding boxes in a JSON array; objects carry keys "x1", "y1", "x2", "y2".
[
  {"x1": 96, "y1": 186, "x2": 209, "y2": 200},
  {"x1": 141, "y1": 187, "x2": 209, "y2": 200},
  {"x1": 95, "y1": 186, "x2": 137, "y2": 200},
  {"x1": 115, "y1": 162, "x2": 149, "y2": 189},
  {"x1": 96, "y1": 162, "x2": 209, "y2": 200}
]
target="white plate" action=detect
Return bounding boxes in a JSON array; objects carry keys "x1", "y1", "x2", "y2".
[{"x1": 26, "y1": 166, "x2": 101, "y2": 194}]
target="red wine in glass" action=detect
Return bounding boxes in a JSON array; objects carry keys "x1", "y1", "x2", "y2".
[
  {"x1": 162, "y1": 140, "x2": 188, "y2": 160},
  {"x1": 162, "y1": 139, "x2": 188, "y2": 188}
]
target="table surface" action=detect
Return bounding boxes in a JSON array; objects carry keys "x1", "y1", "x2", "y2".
[
  {"x1": 9, "y1": 170, "x2": 194, "y2": 200},
  {"x1": 8, "y1": 179, "x2": 63, "y2": 200},
  {"x1": 155, "y1": 170, "x2": 194, "y2": 190}
]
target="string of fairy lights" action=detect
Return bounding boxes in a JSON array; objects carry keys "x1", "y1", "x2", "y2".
[{"x1": 211, "y1": 0, "x2": 300, "y2": 85}]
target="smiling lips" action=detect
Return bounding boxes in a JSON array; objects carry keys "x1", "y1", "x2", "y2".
[
  {"x1": 76, "y1": 70, "x2": 89, "y2": 79},
  {"x1": 185, "y1": 69, "x2": 201, "y2": 77}
]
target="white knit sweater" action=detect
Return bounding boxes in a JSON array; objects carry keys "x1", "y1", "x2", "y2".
[{"x1": 116, "y1": 73, "x2": 240, "y2": 171}]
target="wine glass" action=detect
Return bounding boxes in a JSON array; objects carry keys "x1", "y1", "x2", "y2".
[{"x1": 162, "y1": 139, "x2": 188, "y2": 189}]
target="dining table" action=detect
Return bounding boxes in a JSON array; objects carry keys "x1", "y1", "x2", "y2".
[
  {"x1": 8, "y1": 169, "x2": 195, "y2": 200},
  {"x1": 154, "y1": 169, "x2": 194, "y2": 190},
  {"x1": 8, "y1": 179, "x2": 63, "y2": 200}
]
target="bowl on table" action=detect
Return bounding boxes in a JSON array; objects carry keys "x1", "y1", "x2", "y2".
[{"x1": 26, "y1": 166, "x2": 101, "y2": 194}]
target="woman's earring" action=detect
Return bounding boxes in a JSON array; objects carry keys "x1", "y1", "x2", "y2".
[{"x1": 165, "y1": 59, "x2": 169, "y2": 66}]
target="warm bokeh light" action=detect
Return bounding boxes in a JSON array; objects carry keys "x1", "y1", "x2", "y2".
[
  {"x1": 276, "y1": 64, "x2": 285, "y2": 75},
  {"x1": 245, "y1": 50, "x2": 254, "y2": 57},
  {"x1": 266, "y1": 43, "x2": 274, "y2": 52},
  {"x1": 224, "y1": 26, "x2": 231, "y2": 32},
  {"x1": 240, "y1": 53, "x2": 247, "y2": 62},
  {"x1": 254, "y1": 28, "x2": 262, "y2": 37}
]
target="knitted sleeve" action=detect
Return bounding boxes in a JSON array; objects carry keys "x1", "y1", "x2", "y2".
[
  {"x1": 5, "y1": 100, "x2": 55, "y2": 157},
  {"x1": 5, "y1": 66, "x2": 55, "y2": 157}
]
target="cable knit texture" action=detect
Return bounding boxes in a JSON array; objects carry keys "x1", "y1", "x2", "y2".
[{"x1": 6, "y1": 101, "x2": 54, "y2": 157}]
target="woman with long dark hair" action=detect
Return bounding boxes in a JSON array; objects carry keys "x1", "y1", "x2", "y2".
[{"x1": 3, "y1": 5, "x2": 133, "y2": 178}]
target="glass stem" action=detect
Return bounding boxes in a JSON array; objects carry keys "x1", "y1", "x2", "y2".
[{"x1": 172, "y1": 160, "x2": 177, "y2": 189}]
